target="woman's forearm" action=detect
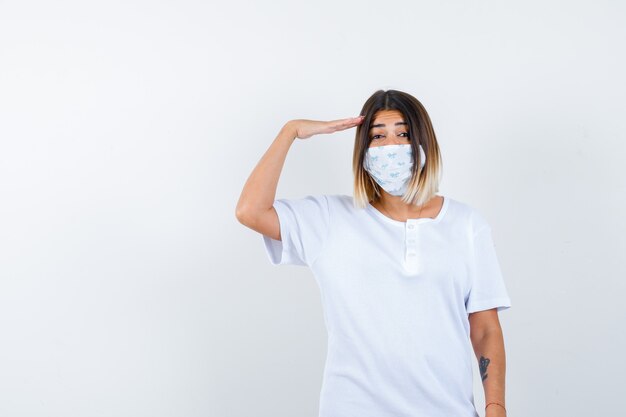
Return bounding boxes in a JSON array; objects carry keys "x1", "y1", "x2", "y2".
[{"x1": 471, "y1": 328, "x2": 507, "y2": 415}]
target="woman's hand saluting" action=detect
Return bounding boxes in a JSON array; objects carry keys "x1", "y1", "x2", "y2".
[{"x1": 287, "y1": 116, "x2": 365, "y2": 139}]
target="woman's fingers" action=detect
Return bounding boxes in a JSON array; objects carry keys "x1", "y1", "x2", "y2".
[
  {"x1": 333, "y1": 116, "x2": 364, "y2": 131},
  {"x1": 292, "y1": 116, "x2": 364, "y2": 139}
]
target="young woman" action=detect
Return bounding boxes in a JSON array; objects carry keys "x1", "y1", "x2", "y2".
[{"x1": 236, "y1": 89, "x2": 511, "y2": 417}]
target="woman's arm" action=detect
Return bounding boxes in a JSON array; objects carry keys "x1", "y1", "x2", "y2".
[
  {"x1": 235, "y1": 122, "x2": 297, "y2": 240},
  {"x1": 469, "y1": 309, "x2": 508, "y2": 417},
  {"x1": 235, "y1": 116, "x2": 364, "y2": 240}
]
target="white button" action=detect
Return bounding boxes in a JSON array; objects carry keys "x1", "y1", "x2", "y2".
[
  {"x1": 408, "y1": 252, "x2": 416, "y2": 257},
  {"x1": 407, "y1": 224, "x2": 414, "y2": 229}
]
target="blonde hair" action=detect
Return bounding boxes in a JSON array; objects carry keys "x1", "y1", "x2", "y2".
[{"x1": 352, "y1": 89, "x2": 443, "y2": 209}]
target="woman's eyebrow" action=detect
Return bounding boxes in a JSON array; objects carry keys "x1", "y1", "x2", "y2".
[{"x1": 369, "y1": 121, "x2": 408, "y2": 129}]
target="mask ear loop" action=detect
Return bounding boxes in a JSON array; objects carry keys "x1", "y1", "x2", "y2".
[
  {"x1": 418, "y1": 144, "x2": 426, "y2": 169},
  {"x1": 363, "y1": 148, "x2": 380, "y2": 197}
]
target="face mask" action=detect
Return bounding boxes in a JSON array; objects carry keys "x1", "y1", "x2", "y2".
[{"x1": 364, "y1": 144, "x2": 426, "y2": 196}]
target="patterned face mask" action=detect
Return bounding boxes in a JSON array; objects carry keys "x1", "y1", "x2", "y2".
[{"x1": 364, "y1": 144, "x2": 426, "y2": 196}]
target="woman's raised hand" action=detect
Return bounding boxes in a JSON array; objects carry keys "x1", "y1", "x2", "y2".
[{"x1": 288, "y1": 116, "x2": 365, "y2": 140}]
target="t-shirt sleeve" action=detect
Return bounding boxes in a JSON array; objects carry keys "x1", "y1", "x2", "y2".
[
  {"x1": 465, "y1": 222, "x2": 512, "y2": 314},
  {"x1": 261, "y1": 194, "x2": 331, "y2": 267}
]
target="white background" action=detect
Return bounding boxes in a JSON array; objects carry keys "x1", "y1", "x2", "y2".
[{"x1": 1, "y1": 0, "x2": 624, "y2": 416}]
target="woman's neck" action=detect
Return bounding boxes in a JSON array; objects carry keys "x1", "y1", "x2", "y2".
[{"x1": 372, "y1": 194, "x2": 443, "y2": 221}]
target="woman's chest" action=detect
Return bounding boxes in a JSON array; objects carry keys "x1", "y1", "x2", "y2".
[{"x1": 313, "y1": 218, "x2": 473, "y2": 300}]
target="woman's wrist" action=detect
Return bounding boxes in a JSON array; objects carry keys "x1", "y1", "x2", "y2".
[{"x1": 485, "y1": 401, "x2": 506, "y2": 416}]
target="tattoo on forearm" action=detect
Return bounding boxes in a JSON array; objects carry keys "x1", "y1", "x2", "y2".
[{"x1": 479, "y1": 356, "x2": 490, "y2": 381}]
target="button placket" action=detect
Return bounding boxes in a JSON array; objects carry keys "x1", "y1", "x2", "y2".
[{"x1": 405, "y1": 221, "x2": 419, "y2": 264}]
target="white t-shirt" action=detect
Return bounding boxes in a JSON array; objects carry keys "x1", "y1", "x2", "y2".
[{"x1": 262, "y1": 194, "x2": 512, "y2": 417}]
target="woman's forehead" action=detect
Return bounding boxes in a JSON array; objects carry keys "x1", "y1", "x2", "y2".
[
  {"x1": 373, "y1": 109, "x2": 403, "y2": 118},
  {"x1": 370, "y1": 119, "x2": 407, "y2": 130}
]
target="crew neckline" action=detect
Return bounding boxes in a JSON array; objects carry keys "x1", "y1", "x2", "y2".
[{"x1": 366, "y1": 195, "x2": 450, "y2": 227}]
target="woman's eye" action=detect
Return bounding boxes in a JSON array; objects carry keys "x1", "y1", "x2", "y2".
[{"x1": 371, "y1": 133, "x2": 409, "y2": 140}]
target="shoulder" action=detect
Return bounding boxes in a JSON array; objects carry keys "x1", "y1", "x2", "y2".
[
  {"x1": 274, "y1": 194, "x2": 354, "y2": 207},
  {"x1": 325, "y1": 194, "x2": 374, "y2": 215},
  {"x1": 273, "y1": 194, "x2": 355, "y2": 217},
  {"x1": 306, "y1": 193, "x2": 356, "y2": 208},
  {"x1": 299, "y1": 194, "x2": 370, "y2": 220},
  {"x1": 325, "y1": 193, "x2": 354, "y2": 205},
  {"x1": 444, "y1": 196, "x2": 492, "y2": 235}
]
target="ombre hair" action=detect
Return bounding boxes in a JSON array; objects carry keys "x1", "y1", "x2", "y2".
[{"x1": 352, "y1": 89, "x2": 443, "y2": 209}]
